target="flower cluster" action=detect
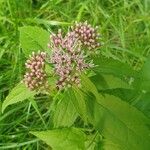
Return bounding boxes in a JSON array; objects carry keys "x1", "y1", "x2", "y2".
[
  {"x1": 23, "y1": 51, "x2": 48, "y2": 91},
  {"x1": 50, "y1": 30, "x2": 94, "y2": 90},
  {"x1": 71, "y1": 21, "x2": 100, "y2": 50},
  {"x1": 48, "y1": 29, "x2": 77, "y2": 49},
  {"x1": 23, "y1": 22, "x2": 100, "y2": 91}
]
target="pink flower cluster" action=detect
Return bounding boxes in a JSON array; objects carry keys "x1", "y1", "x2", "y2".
[
  {"x1": 71, "y1": 21, "x2": 100, "y2": 50},
  {"x1": 49, "y1": 29, "x2": 94, "y2": 90},
  {"x1": 23, "y1": 51, "x2": 48, "y2": 91},
  {"x1": 23, "y1": 22, "x2": 100, "y2": 91}
]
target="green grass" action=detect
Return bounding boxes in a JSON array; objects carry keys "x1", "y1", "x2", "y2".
[{"x1": 0, "y1": 0, "x2": 150, "y2": 149}]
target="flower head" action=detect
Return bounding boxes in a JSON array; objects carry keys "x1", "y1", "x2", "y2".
[
  {"x1": 71, "y1": 21, "x2": 100, "y2": 50},
  {"x1": 49, "y1": 30, "x2": 94, "y2": 90},
  {"x1": 23, "y1": 51, "x2": 48, "y2": 91}
]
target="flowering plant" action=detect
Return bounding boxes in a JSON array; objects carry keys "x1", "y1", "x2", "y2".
[
  {"x1": 2, "y1": 22, "x2": 150, "y2": 150},
  {"x1": 22, "y1": 22, "x2": 100, "y2": 92}
]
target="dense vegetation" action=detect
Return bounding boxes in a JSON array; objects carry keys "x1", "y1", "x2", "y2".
[{"x1": 0, "y1": 0, "x2": 150, "y2": 149}]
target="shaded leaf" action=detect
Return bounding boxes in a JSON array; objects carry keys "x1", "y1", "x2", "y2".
[
  {"x1": 100, "y1": 88, "x2": 138, "y2": 104},
  {"x1": 91, "y1": 74, "x2": 132, "y2": 91},
  {"x1": 134, "y1": 56, "x2": 150, "y2": 92},
  {"x1": 97, "y1": 86, "x2": 150, "y2": 119},
  {"x1": 92, "y1": 56, "x2": 135, "y2": 80},
  {"x1": 134, "y1": 92, "x2": 150, "y2": 119}
]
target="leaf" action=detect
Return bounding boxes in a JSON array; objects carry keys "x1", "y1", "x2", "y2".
[
  {"x1": 31, "y1": 128, "x2": 85, "y2": 150},
  {"x1": 100, "y1": 88, "x2": 137, "y2": 104},
  {"x1": 134, "y1": 92, "x2": 150, "y2": 119},
  {"x1": 81, "y1": 75, "x2": 150, "y2": 149},
  {"x1": 101, "y1": 139, "x2": 121, "y2": 150},
  {"x1": 92, "y1": 56, "x2": 135, "y2": 80},
  {"x1": 134, "y1": 56, "x2": 150, "y2": 92},
  {"x1": 85, "y1": 132, "x2": 102, "y2": 150},
  {"x1": 72, "y1": 87, "x2": 87, "y2": 122},
  {"x1": 2, "y1": 83, "x2": 36, "y2": 113},
  {"x1": 97, "y1": 86, "x2": 150, "y2": 119},
  {"x1": 53, "y1": 90, "x2": 78, "y2": 127},
  {"x1": 81, "y1": 74, "x2": 99, "y2": 100},
  {"x1": 86, "y1": 93, "x2": 150, "y2": 150},
  {"x1": 19, "y1": 26, "x2": 49, "y2": 56},
  {"x1": 102, "y1": 74, "x2": 132, "y2": 89},
  {"x1": 91, "y1": 74, "x2": 132, "y2": 91},
  {"x1": 90, "y1": 73, "x2": 108, "y2": 90}
]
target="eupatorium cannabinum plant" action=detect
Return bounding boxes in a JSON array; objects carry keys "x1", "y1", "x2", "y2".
[{"x1": 23, "y1": 21, "x2": 100, "y2": 91}]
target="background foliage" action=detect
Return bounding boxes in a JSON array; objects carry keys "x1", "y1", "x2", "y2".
[{"x1": 0, "y1": 0, "x2": 150, "y2": 149}]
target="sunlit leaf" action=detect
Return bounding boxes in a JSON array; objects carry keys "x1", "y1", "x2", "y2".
[
  {"x1": 2, "y1": 83, "x2": 36, "y2": 113},
  {"x1": 19, "y1": 26, "x2": 49, "y2": 56},
  {"x1": 31, "y1": 128, "x2": 86, "y2": 150},
  {"x1": 86, "y1": 93, "x2": 150, "y2": 150},
  {"x1": 53, "y1": 90, "x2": 78, "y2": 127},
  {"x1": 72, "y1": 87, "x2": 87, "y2": 122}
]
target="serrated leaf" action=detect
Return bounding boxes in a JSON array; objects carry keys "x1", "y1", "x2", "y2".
[
  {"x1": 80, "y1": 75, "x2": 150, "y2": 149},
  {"x1": 19, "y1": 26, "x2": 49, "y2": 56},
  {"x1": 31, "y1": 128, "x2": 85, "y2": 150},
  {"x1": 91, "y1": 74, "x2": 132, "y2": 91},
  {"x1": 92, "y1": 56, "x2": 135, "y2": 79},
  {"x1": 53, "y1": 90, "x2": 78, "y2": 127},
  {"x1": 81, "y1": 74, "x2": 99, "y2": 100},
  {"x1": 2, "y1": 83, "x2": 36, "y2": 113},
  {"x1": 100, "y1": 88, "x2": 150, "y2": 119},
  {"x1": 86, "y1": 93, "x2": 150, "y2": 150},
  {"x1": 72, "y1": 87, "x2": 87, "y2": 122}
]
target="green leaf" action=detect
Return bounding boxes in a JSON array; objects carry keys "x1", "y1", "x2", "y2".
[
  {"x1": 92, "y1": 56, "x2": 135, "y2": 79},
  {"x1": 101, "y1": 139, "x2": 121, "y2": 150},
  {"x1": 31, "y1": 128, "x2": 85, "y2": 150},
  {"x1": 102, "y1": 74, "x2": 132, "y2": 89},
  {"x1": 85, "y1": 132, "x2": 102, "y2": 150},
  {"x1": 80, "y1": 75, "x2": 150, "y2": 149},
  {"x1": 2, "y1": 83, "x2": 36, "y2": 113},
  {"x1": 72, "y1": 87, "x2": 87, "y2": 122},
  {"x1": 91, "y1": 74, "x2": 132, "y2": 91},
  {"x1": 81, "y1": 74, "x2": 99, "y2": 100},
  {"x1": 53, "y1": 90, "x2": 78, "y2": 127},
  {"x1": 100, "y1": 88, "x2": 137, "y2": 104},
  {"x1": 19, "y1": 26, "x2": 49, "y2": 56},
  {"x1": 134, "y1": 56, "x2": 150, "y2": 92},
  {"x1": 134, "y1": 92, "x2": 150, "y2": 119},
  {"x1": 100, "y1": 88, "x2": 150, "y2": 119},
  {"x1": 86, "y1": 93, "x2": 150, "y2": 150}
]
